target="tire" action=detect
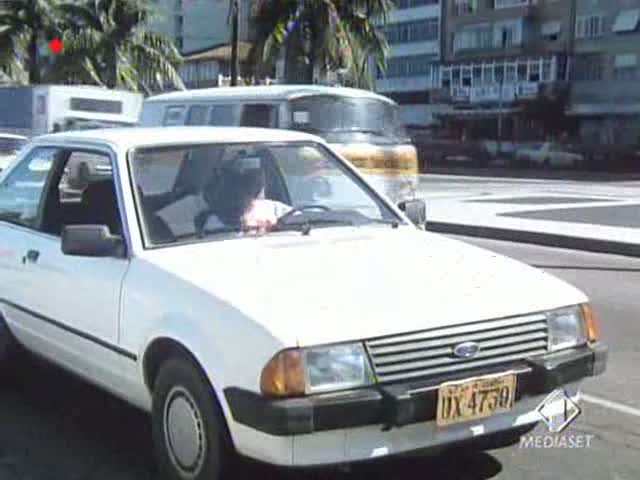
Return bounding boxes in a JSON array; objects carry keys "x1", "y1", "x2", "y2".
[{"x1": 152, "y1": 357, "x2": 235, "y2": 480}]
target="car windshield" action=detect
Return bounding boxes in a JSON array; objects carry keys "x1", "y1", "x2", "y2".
[
  {"x1": 129, "y1": 142, "x2": 401, "y2": 246},
  {"x1": 289, "y1": 96, "x2": 407, "y2": 140}
]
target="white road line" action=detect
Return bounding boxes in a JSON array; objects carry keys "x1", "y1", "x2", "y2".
[{"x1": 582, "y1": 394, "x2": 640, "y2": 418}]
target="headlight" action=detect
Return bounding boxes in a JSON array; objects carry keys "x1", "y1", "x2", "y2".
[
  {"x1": 547, "y1": 305, "x2": 589, "y2": 351},
  {"x1": 260, "y1": 343, "x2": 375, "y2": 398}
]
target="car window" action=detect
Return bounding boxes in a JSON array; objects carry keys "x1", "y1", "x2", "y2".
[
  {"x1": 163, "y1": 106, "x2": 186, "y2": 126},
  {"x1": 185, "y1": 105, "x2": 209, "y2": 126},
  {"x1": 129, "y1": 142, "x2": 399, "y2": 247},
  {"x1": 41, "y1": 150, "x2": 121, "y2": 237},
  {"x1": 0, "y1": 147, "x2": 59, "y2": 228},
  {"x1": 208, "y1": 104, "x2": 238, "y2": 126},
  {"x1": 240, "y1": 104, "x2": 278, "y2": 128}
]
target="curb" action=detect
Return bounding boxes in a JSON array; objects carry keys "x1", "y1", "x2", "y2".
[{"x1": 426, "y1": 222, "x2": 640, "y2": 258}]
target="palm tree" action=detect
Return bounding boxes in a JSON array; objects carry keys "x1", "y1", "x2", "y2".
[
  {"x1": 256, "y1": 0, "x2": 392, "y2": 89},
  {"x1": 53, "y1": 0, "x2": 185, "y2": 93},
  {"x1": 0, "y1": 0, "x2": 60, "y2": 84}
]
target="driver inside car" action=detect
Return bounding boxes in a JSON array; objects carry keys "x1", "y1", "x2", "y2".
[{"x1": 200, "y1": 156, "x2": 292, "y2": 235}]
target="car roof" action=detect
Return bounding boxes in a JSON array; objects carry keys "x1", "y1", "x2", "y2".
[
  {"x1": 32, "y1": 127, "x2": 324, "y2": 150},
  {"x1": 145, "y1": 84, "x2": 396, "y2": 105},
  {"x1": 0, "y1": 133, "x2": 28, "y2": 140}
]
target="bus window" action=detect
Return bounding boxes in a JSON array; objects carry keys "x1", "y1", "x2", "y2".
[
  {"x1": 186, "y1": 105, "x2": 209, "y2": 125},
  {"x1": 208, "y1": 105, "x2": 238, "y2": 126},
  {"x1": 240, "y1": 104, "x2": 277, "y2": 128},
  {"x1": 163, "y1": 106, "x2": 186, "y2": 126}
]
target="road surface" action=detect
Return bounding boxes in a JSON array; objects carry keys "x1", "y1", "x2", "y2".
[{"x1": 0, "y1": 237, "x2": 638, "y2": 480}]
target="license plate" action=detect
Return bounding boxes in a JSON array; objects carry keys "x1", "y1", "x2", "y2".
[{"x1": 436, "y1": 373, "x2": 517, "y2": 427}]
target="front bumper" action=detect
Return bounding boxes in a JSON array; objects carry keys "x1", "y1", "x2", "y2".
[{"x1": 224, "y1": 343, "x2": 607, "y2": 437}]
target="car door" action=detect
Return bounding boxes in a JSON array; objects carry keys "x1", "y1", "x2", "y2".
[
  {"x1": 8, "y1": 146, "x2": 132, "y2": 386},
  {"x1": 0, "y1": 146, "x2": 61, "y2": 344}
]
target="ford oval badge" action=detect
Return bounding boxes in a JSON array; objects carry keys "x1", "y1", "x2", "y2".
[{"x1": 453, "y1": 342, "x2": 481, "y2": 359}]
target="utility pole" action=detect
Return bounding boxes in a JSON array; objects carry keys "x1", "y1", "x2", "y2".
[
  {"x1": 496, "y1": 29, "x2": 508, "y2": 159},
  {"x1": 229, "y1": 0, "x2": 239, "y2": 86}
]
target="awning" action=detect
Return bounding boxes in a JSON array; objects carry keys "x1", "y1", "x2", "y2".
[
  {"x1": 436, "y1": 107, "x2": 520, "y2": 118},
  {"x1": 541, "y1": 20, "x2": 562, "y2": 36},
  {"x1": 614, "y1": 53, "x2": 637, "y2": 68},
  {"x1": 184, "y1": 42, "x2": 254, "y2": 63},
  {"x1": 612, "y1": 9, "x2": 640, "y2": 33}
]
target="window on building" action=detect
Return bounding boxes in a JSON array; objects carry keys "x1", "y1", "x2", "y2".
[
  {"x1": 377, "y1": 55, "x2": 438, "y2": 79},
  {"x1": 541, "y1": 20, "x2": 562, "y2": 41},
  {"x1": 576, "y1": 15, "x2": 605, "y2": 39},
  {"x1": 494, "y1": 0, "x2": 531, "y2": 9},
  {"x1": 613, "y1": 53, "x2": 638, "y2": 80},
  {"x1": 453, "y1": 0, "x2": 477, "y2": 17},
  {"x1": 573, "y1": 55, "x2": 604, "y2": 81},
  {"x1": 494, "y1": 19, "x2": 524, "y2": 48},
  {"x1": 395, "y1": 0, "x2": 439, "y2": 9},
  {"x1": 612, "y1": 9, "x2": 640, "y2": 34},
  {"x1": 454, "y1": 24, "x2": 493, "y2": 51},
  {"x1": 384, "y1": 18, "x2": 440, "y2": 44}
]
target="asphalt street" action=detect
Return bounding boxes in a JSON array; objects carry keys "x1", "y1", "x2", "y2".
[{"x1": 0, "y1": 237, "x2": 638, "y2": 480}]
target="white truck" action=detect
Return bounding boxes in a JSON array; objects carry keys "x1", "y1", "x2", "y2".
[{"x1": 0, "y1": 85, "x2": 143, "y2": 138}]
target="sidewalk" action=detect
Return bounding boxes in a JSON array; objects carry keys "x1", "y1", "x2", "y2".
[{"x1": 416, "y1": 174, "x2": 640, "y2": 257}]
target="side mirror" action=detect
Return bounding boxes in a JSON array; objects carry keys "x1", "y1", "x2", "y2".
[
  {"x1": 398, "y1": 198, "x2": 427, "y2": 226},
  {"x1": 61, "y1": 225, "x2": 125, "y2": 258}
]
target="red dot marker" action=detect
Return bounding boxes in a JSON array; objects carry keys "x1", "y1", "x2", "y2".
[{"x1": 48, "y1": 38, "x2": 63, "y2": 55}]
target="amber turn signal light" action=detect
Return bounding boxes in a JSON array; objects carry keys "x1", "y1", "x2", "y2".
[
  {"x1": 260, "y1": 349, "x2": 306, "y2": 398},
  {"x1": 581, "y1": 303, "x2": 600, "y2": 343}
]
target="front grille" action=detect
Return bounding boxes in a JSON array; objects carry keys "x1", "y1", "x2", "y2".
[{"x1": 366, "y1": 314, "x2": 549, "y2": 384}]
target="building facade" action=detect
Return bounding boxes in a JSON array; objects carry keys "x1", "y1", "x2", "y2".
[
  {"x1": 375, "y1": 0, "x2": 443, "y2": 125},
  {"x1": 570, "y1": 0, "x2": 640, "y2": 145},
  {"x1": 148, "y1": 0, "x2": 256, "y2": 88},
  {"x1": 438, "y1": 0, "x2": 574, "y2": 143}
]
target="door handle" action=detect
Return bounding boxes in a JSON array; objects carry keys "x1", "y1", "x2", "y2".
[{"x1": 22, "y1": 249, "x2": 40, "y2": 264}]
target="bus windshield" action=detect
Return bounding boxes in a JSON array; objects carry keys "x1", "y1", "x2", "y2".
[{"x1": 289, "y1": 95, "x2": 407, "y2": 142}]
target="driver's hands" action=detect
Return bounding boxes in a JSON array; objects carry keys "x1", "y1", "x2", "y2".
[{"x1": 242, "y1": 200, "x2": 278, "y2": 235}]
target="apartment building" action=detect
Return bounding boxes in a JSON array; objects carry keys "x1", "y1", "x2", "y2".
[
  {"x1": 374, "y1": 0, "x2": 443, "y2": 125},
  {"x1": 439, "y1": 0, "x2": 574, "y2": 142},
  {"x1": 148, "y1": 0, "x2": 256, "y2": 88},
  {"x1": 570, "y1": 0, "x2": 640, "y2": 145}
]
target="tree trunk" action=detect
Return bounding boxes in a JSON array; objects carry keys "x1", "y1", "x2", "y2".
[
  {"x1": 28, "y1": 30, "x2": 39, "y2": 84},
  {"x1": 106, "y1": 46, "x2": 117, "y2": 89}
]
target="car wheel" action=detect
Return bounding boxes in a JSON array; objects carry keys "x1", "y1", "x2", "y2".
[{"x1": 152, "y1": 357, "x2": 234, "y2": 480}]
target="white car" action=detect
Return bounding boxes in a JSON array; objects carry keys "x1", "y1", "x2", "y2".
[
  {"x1": 0, "y1": 127, "x2": 607, "y2": 480},
  {"x1": 0, "y1": 133, "x2": 28, "y2": 171},
  {"x1": 515, "y1": 142, "x2": 584, "y2": 168}
]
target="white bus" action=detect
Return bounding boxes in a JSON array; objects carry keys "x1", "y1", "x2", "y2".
[{"x1": 141, "y1": 85, "x2": 419, "y2": 202}]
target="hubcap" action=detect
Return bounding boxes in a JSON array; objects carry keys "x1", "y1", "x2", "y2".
[{"x1": 163, "y1": 386, "x2": 206, "y2": 478}]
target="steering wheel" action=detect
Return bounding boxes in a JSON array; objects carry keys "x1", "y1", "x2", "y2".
[{"x1": 276, "y1": 205, "x2": 331, "y2": 225}]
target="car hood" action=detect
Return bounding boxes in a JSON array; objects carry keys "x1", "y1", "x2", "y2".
[{"x1": 143, "y1": 228, "x2": 587, "y2": 347}]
